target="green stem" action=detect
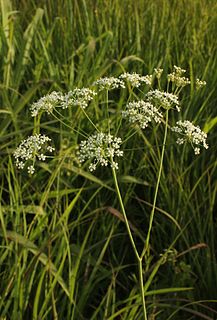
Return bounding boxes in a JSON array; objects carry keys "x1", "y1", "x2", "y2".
[
  {"x1": 106, "y1": 89, "x2": 111, "y2": 135},
  {"x1": 142, "y1": 109, "x2": 169, "y2": 259},
  {"x1": 138, "y1": 258, "x2": 148, "y2": 320},
  {"x1": 112, "y1": 167, "x2": 139, "y2": 260},
  {"x1": 112, "y1": 167, "x2": 147, "y2": 320},
  {"x1": 81, "y1": 107, "x2": 99, "y2": 132},
  {"x1": 52, "y1": 110, "x2": 87, "y2": 138}
]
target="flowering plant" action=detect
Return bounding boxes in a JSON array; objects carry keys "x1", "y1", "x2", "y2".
[{"x1": 14, "y1": 66, "x2": 208, "y2": 319}]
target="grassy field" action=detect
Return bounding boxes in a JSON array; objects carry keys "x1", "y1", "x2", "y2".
[{"x1": 0, "y1": 0, "x2": 217, "y2": 319}]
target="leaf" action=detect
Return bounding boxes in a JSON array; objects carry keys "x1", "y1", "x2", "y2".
[
  {"x1": 119, "y1": 175, "x2": 149, "y2": 186},
  {"x1": 64, "y1": 164, "x2": 114, "y2": 191},
  {"x1": 203, "y1": 117, "x2": 217, "y2": 133},
  {"x1": 0, "y1": 230, "x2": 72, "y2": 302}
]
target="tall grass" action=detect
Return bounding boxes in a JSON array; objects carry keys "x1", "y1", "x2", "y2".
[{"x1": 0, "y1": 0, "x2": 217, "y2": 319}]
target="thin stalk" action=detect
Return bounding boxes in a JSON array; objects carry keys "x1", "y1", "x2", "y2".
[
  {"x1": 112, "y1": 167, "x2": 147, "y2": 320},
  {"x1": 138, "y1": 258, "x2": 148, "y2": 320},
  {"x1": 106, "y1": 90, "x2": 110, "y2": 135},
  {"x1": 52, "y1": 110, "x2": 88, "y2": 138},
  {"x1": 111, "y1": 167, "x2": 139, "y2": 260},
  {"x1": 142, "y1": 109, "x2": 169, "y2": 259},
  {"x1": 81, "y1": 107, "x2": 99, "y2": 132}
]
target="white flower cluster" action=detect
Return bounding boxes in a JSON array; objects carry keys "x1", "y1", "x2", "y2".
[
  {"x1": 14, "y1": 134, "x2": 54, "y2": 174},
  {"x1": 171, "y1": 120, "x2": 208, "y2": 154},
  {"x1": 30, "y1": 91, "x2": 64, "y2": 117},
  {"x1": 119, "y1": 73, "x2": 142, "y2": 88},
  {"x1": 122, "y1": 101, "x2": 163, "y2": 129},
  {"x1": 30, "y1": 88, "x2": 97, "y2": 116},
  {"x1": 154, "y1": 68, "x2": 163, "y2": 79},
  {"x1": 119, "y1": 73, "x2": 152, "y2": 87},
  {"x1": 168, "y1": 65, "x2": 190, "y2": 87},
  {"x1": 141, "y1": 74, "x2": 153, "y2": 86},
  {"x1": 146, "y1": 89, "x2": 180, "y2": 111},
  {"x1": 196, "y1": 78, "x2": 206, "y2": 89},
  {"x1": 92, "y1": 77, "x2": 125, "y2": 91},
  {"x1": 63, "y1": 88, "x2": 97, "y2": 109},
  {"x1": 77, "y1": 132, "x2": 123, "y2": 171}
]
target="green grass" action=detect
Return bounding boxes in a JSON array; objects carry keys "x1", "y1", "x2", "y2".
[{"x1": 0, "y1": 0, "x2": 217, "y2": 319}]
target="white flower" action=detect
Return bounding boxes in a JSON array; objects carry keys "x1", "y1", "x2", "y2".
[
  {"x1": 61, "y1": 88, "x2": 97, "y2": 109},
  {"x1": 122, "y1": 100, "x2": 163, "y2": 129},
  {"x1": 154, "y1": 68, "x2": 163, "y2": 79},
  {"x1": 168, "y1": 65, "x2": 190, "y2": 87},
  {"x1": 14, "y1": 134, "x2": 54, "y2": 173},
  {"x1": 30, "y1": 91, "x2": 65, "y2": 117},
  {"x1": 92, "y1": 77, "x2": 125, "y2": 91},
  {"x1": 27, "y1": 165, "x2": 35, "y2": 175},
  {"x1": 196, "y1": 78, "x2": 206, "y2": 89},
  {"x1": 171, "y1": 120, "x2": 208, "y2": 155},
  {"x1": 119, "y1": 73, "x2": 152, "y2": 87},
  {"x1": 140, "y1": 75, "x2": 153, "y2": 86},
  {"x1": 173, "y1": 66, "x2": 186, "y2": 75},
  {"x1": 120, "y1": 72, "x2": 143, "y2": 88},
  {"x1": 77, "y1": 132, "x2": 123, "y2": 171},
  {"x1": 146, "y1": 89, "x2": 180, "y2": 111},
  {"x1": 30, "y1": 88, "x2": 97, "y2": 116}
]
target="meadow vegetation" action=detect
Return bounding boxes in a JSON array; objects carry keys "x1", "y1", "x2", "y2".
[{"x1": 0, "y1": 0, "x2": 217, "y2": 319}]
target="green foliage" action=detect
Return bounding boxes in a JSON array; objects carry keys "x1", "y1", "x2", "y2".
[{"x1": 0, "y1": 0, "x2": 217, "y2": 319}]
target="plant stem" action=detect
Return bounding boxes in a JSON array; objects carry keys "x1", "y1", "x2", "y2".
[
  {"x1": 112, "y1": 167, "x2": 139, "y2": 260},
  {"x1": 138, "y1": 258, "x2": 148, "y2": 320},
  {"x1": 142, "y1": 109, "x2": 169, "y2": 259},
  {"x1": 112, "y1": 167, "x2": 147, "y2": 320}
]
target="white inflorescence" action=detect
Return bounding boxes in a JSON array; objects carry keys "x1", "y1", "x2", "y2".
[
  {"x1": 92, "y1": 77, "x2": 125, "y2": 91},
  {"x1": 119, "y1": 73, "x2": 152, "y2": 87},
  {"x1": 30, "y1": 88, "x2": 97, "y2": 116},
  {"x1": 119, "y1": 73, "x2": 143, "y2": 88},
  {"x1": 196, "y1": 78, "x2": 206, "y2": 89},
  {"x1": 62, "y1": 88, "x2": 97, "y2": 109},
  {"x1": 30, "y1": 91, "x2": 65, "y2": 117},
  {"x1": 171, "y1": 120, "x2": 209, "y2": 154},
  {"x1": 140, "y1": 75, "x2": 153, "y2": 86},
  {"x1": 154, "y1": 68, "x2": 163, "y2": 79},
  {"x1": 14, "y1": 134, "x2": 55, "y2": 174},
  {"x1": 146, "y1": 89, "x2": 180, "y2": 111},
  {"x1": 167, "y1": 65, "x2": 190, "y2": 87},
  {"x1": 77, "y1": 132, "x2": 123, "y2": 171},
  {"x1": 122, "y1": 101, "x2": 163, "y2": 129}
]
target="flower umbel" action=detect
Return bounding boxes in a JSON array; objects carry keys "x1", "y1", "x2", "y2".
[
  {"x1": 92, "y1": 77, "x2": 125, "y2": 91},
  {"x1": 171, "y1": 120, "x2": 208, "y2": 154},
  {"x1": 77, "y1": 132, "x2": 123, "y2": 171},
  {"x1": 122, "y1": 101, "x2": 163, "y2": 129},
  {"x1": 146, "y1": 89, "x2": 180, "y2": 111},
  {"x1": 154, "y1": 68, "x2": 163, "y2": 79},
  {"x1": 62, "y1": 88, "x2": 97, "y2": 109},
  {"x1": 120, "y1": 73, "x2": 152, "y2": 87},
  {"x1": 196, "y1": 78, "x2": 206, "y2": 89},
  {"x1": 119, "y1": 72, "x2": 144, "y2": 88},
  {"x1": 14, "y1": 134, "x2": 54, "y2": 174},
  {"x1": 167, "y1": 65, "x2": 190, "y2": 87},
  {"x1": 30, "y1": 91, "x2": 65, "y2": 117}
]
